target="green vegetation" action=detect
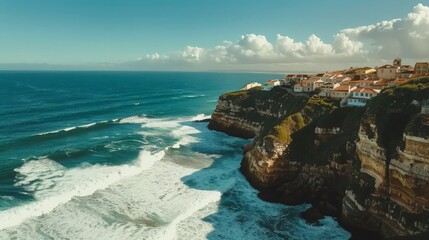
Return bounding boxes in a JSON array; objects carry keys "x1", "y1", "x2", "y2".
[
  {"x1": 318, "y1": 107, "x2": 365, "y2": 129},
  {"x1": 405, "y1": 115, "x2": 429, "y2": 138},
  {"x1": 367, "y1": 77, "x2": 429, "y2": 157},
  {"x1": 370, "y1": 77, "x2": 429, "y2": 114},
  {"x1": 221, "y1": 86, "x2": 262, "y2": 99},
  {"x1": 219, "y1": 87, "x2": 309, "y2": 141},
  {"x1": 266, "y1": 113, "x2": 305, "y2": 144},
  {"x1": 287, "y1": 119, "x2": 363, "y2": 166},
  {"x1": 302, "y1": 96, "x2": 337, "y2": 122},
  {"x1": 265, "y1": 96, "x2": 336, "y2": 145}
]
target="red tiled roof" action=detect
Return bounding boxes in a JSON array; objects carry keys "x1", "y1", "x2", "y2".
[
  {"x1": 392, "y1": 78, "x2": 411, "y2": 84},
  {"x1": 352, "y1": 88, "x2": 378, "y2": 94},
  {"x1": 378, "y1": 64, "x2": 398, "y2": 69},
  {"x1": 350, "y1": 79, "x2": 375, "y2": 83},
  {"x1": 333, "y1": 85, "x2": 350, "y2": 92},
  {"x1": 326, "y1": 71, "x2": 343, "y2": 75},
  {"x1": 409, "y1": 74, "x2": 418, "y2": 79},
  {"x1": 354, "y1": 67, "x2": 372, "y2": 71},
  {"x1": 266, "y1": 79, "x2": 279, "y2": 84},
  {"x1": 304, "y1": 79, "x2": 320, "y2": 83},
  {"x1": 373, "y1": 79, "x2": 388, "y2": 86}
]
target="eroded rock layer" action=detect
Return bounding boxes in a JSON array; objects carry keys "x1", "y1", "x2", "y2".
[{"x1": 208, "y1": 78, "x2": 429, "y2": 238}]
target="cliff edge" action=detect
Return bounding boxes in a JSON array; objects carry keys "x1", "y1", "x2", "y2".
[{"x1": 209, "y1": 78, "x2": 429, "y2": 239}]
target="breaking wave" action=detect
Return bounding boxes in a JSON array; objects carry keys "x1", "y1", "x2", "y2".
[{"x1": 0, "y1": 150, "x2": 165, "y2": 230}]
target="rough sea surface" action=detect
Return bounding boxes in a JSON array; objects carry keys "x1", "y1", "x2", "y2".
[{"x1": 0, "y1": 71, "x2": 351, "y2": 239}]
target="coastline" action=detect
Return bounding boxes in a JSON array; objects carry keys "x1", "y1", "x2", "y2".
[
  {"x1": 207, "y1": 76, "x2": 429, "y2": 239},
  {"x1": 209, "y1": 121, "x2": 380, "y2": 239}
]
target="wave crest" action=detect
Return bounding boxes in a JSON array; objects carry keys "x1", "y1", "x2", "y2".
[{"x1": 0, "y1": 150, "x2": 165, "y2": 230}]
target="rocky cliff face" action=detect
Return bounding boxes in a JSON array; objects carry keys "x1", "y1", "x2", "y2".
[
  {"x1": 208, "y1": 87, "x2": 307, "y2": 138},
  {"x1": 240, "y1": 97, "x2": 364, "y2": 219},
  {"x1": 209, "y1": 78, "x2": 429, "y2": 238},
  {"x1": 343, "y1": 80, "x2": 429, "y2": 238}
]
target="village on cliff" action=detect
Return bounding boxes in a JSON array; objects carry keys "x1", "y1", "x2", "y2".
[{"x1": 243, "y1": 58, "x2": 429, "y2": 108}]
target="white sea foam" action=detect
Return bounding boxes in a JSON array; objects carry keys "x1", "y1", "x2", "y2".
[
  {"x1": 0, "y1": 150, "x2": 165, "y2": 230},
  {"x1": 170, "y1": 126, "x2": 200, "y2": 149},
  {"x1": 0, "y1": 153, "x2": 223, "y2": 239},
  {"x1": 120, "y1": 114, "x2": 207, "y2": 127},
  {"x1": 0, "y1": 196, "x2": 15, "y2": 201},
  {"x1": 121, "y1": 114, "x2": 208, "y2": 149},
  {"x1": 186, "y1": 94, "x2": 206, "y2": 98},
  {"x1": 191, "y1": 113, "x2": 210, "y2": 121},
  {"x1": 119, "y1": 115, "x2": 147, "y2": 124},
  {"x1": 171, "y1": 94, "x2": 206, "y2": 100},
  {"x1": 36, "y1": 121, "x2": 110, "y2": 136},
  {"x1": 0, "y1": 114, "x2": 351, "y2": 239}
]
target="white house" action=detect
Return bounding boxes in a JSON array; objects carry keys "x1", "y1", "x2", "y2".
[
  {"x1": 283, "y1": 74, "x2": 308, "y2": 86},
  {"x1": 241, "y1": 82, "x2": 261, "y2": 90},
  {"x1": 303, "y1": 79, "x2": 322, "y2": 92},
  {"x1": 293, "y1": 83, "x2": 304, "y2": 93},
  {"x1": 321, "y1": 75, "x2": 337, "y2": 83},
  {"x1": 318, "y1": 83, "x2": 340, "y2": 97},
  {"x1": 262, "y1": 79, "x2": 281, "y2": 91},
  {"x1": 332, "y1": 85, "x2": 355, "y2": 99},
  {"x1": 292, "y1": 78, "x2": 323, "y2": 93},
  {"x1": 347, "y1": 88, "x2": 378, "y2": 107},
  {"x1": 349, "y1": 79, "x2": 375, "y2": 88}
]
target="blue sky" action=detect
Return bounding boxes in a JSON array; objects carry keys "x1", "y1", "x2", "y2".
[{"x1": 0, "y1": 0, "x2": 428, "y2": 71}]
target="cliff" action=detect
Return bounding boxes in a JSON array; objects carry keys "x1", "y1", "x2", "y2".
[
  {"x1": 208, "y1": 87, "x2": 307, "y2": 138},
  {"x1": 209, "y1": 78, "x2": 429, "y2": 238},
  {"x1": 343, "y1": 77, "x2": 429, "y2": 238}
]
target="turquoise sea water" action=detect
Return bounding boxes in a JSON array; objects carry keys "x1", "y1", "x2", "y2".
[{"x1": 0, "y1": 71, "x2": 350, "y2": 239}]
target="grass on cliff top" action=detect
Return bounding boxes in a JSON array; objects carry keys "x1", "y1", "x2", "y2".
[
  {"x1": 370, "y1": 76, "x2": 429, "y2": 111},
  {"x1": 221, "y1": 86, "x2": 262, "y2": 99},
  {"x1": 219, "y1": 86, "x2": 309, "y2": 139},
  {"x1": 266, "y1": 96, "x2": 336, "y2": 145},
  {"x1": 266, "y1": 113, "x2": 305, "y2": 144},
  {"x1": 287, "y1": 104, "x2": 364, "y2": 166},
  {"x1": 367, "y1": 76, "x2": 429, "y2": 155},
  {"x1": 302, "y1": 96, "x2": 337, "y2": 122}
]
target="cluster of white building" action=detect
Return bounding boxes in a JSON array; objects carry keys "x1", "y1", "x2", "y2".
[
  {"x1": 241, "y1": 79, "x2": 281, "y2": 91},
  {"x1": 285, "y1": 58, "x2": 429, "y2": 107},
  {"x1": 240, "y1": 58, "x2": 428, "y2": 108}
]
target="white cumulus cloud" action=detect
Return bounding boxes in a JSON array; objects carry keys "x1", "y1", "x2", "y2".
[
  {"x1": 341, "y1": 3, "x2": 429, "y2": 59},
  {"x1": 135, "y1": 3, "x2": 429, "y2": 70}
]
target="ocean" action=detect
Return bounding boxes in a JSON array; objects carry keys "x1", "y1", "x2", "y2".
[{"x1": 0, "y1": 71, "x2": 350, "y2": 239}]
